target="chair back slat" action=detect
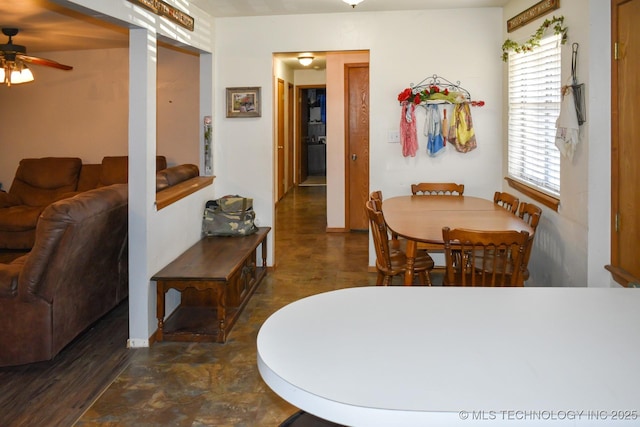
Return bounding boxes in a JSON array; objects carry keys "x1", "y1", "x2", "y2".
[
  {"x1": 518, "y1": 202, "x2": 542, "y2": 230},
  {"x1": 369, "y1": 190, "x2": 383, "y2": 202},
  {"x1": 411, "y1": 183, "x2": 464, "y2": 196},
  {"x1": 493, "y1": 191, "x2": 519, "y2": 214}
]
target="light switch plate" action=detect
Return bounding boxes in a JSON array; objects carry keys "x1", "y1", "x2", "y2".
[{"x1": 388, "y1": 130, "x2": 400, "y2": 143}]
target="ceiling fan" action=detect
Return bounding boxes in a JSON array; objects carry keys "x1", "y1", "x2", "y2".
[{"x1": 0, "y1": 27, "x2": 73, "y2": 87}]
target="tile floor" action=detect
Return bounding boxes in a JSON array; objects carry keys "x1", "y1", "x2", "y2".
[{"x1": 75, "y1": 185, "x2": 378, "y2": 426}]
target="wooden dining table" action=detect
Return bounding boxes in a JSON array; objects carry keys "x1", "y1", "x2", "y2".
[{"x1": 382, "y1": 195, "x2": 534, "y2": 284}]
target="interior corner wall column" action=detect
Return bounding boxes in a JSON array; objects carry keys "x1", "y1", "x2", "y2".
[
  {"x1": 128, "y1": 27, "x2": 158, "y2": 347},
  {"x1": 586, "y1": 0, "x2": 612, "y2": 287}
]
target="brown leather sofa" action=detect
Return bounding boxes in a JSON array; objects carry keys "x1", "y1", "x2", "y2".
[
  {"x1": 0, "y1": 157, "x2": 83, "y2": 250},
  {"x1": 0, "y1": 184, "x2": 129, "y2": 367},
  {"x1": 0, "y1": 161, "x2": 201, "y2": 366},
  {"x1": 0, "y1": 156, "x2": 169, "y2": 250}
]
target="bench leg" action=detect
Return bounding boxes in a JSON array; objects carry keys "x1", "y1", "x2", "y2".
[
  {"x1": 216, "y1": 287, "x2": 227, "y2": 342},
  {"x1": 156, "y1": 281, "x2": 166, "y2": 341},
  {"x1": 261, "y1": 235, "x2": 268, "y2": 267}
]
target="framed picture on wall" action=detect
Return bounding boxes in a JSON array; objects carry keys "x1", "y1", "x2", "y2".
[{"x1": 226, "y1": 87, "x2": 261, "y2": 118}]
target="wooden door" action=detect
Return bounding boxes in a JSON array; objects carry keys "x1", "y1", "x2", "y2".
[
  {"x1": 287, "y1": 83, "x2": 294, "y2": 189},
  {"x1": 610, "y1": 0, "x2": 640, "y2": 286},
  {"x1": 277, "y1": 78, "x2": 285, "y2": 201},
  {"x1": 345, "y1": 63, "x2": 370, "y2": 231}
]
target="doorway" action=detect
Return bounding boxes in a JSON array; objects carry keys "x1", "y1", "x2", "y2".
[
  {"x1": 273, "y1": 50, "x2": 370, "y2": 237},
  {"x1": 298, "y1": 86, "x2": 327, "y2": 186},
  {"x1": 276, "y1": 78, "x2": 286, "y2": 201}
]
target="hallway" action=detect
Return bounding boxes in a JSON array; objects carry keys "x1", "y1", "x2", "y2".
[{"x1": 0, "y1": 185, "x2": 375, "y2": 426}]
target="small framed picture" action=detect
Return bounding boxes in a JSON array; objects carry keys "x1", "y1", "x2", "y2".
[{"x1": 226, "y1": 87, "x2": 261, "y2": 118}]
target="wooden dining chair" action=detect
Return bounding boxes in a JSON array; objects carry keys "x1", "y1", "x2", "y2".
[
  {"x1": 493, "y1": 191, "x2": 519, "y2": 214},
  {"x1": 366, "y1": 200, "x2": 434, "y2": 285},
  {"x1": 369, "y1": 190, "x2": 401, "y2": 250},
  {"x1": 409, "y1": 183, "x2": 464, "y2": 271},
  {"x1": 442, "y1": 227, "x2": 529, "y2": 287},
  {"x1": 518, "y1": 202, "x2": 542, "y2": 229},
  {"x1": 411, "y1": 182, "x2": 465, "y2": 196},
  {"x1": 517, "y1": 202, "x2": 542, "y2": 281}
]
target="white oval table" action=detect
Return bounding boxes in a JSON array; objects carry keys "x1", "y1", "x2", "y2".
[{"x1": 257, "y1": 287, "x2": 640, "y2": 426}]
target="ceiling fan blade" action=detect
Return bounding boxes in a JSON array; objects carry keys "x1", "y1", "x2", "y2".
[{"x1": 17, "y1": 54, "x2": 73, "y2": 71}]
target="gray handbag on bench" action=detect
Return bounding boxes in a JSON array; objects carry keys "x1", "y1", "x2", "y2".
[{"x1": 202, "y1": 195, "x2": 258, "y2": 237}]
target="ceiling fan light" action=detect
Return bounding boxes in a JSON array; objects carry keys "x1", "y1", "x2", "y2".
[
  {"x1": 342, "y1": 0, "x2": 364, "y2": 7},
  {"x1": 10, "y1": 66, "x2": 34, "y2": 85},
  {"x1": 298, "y1": 56, "x2": 314, "y2": 66}
]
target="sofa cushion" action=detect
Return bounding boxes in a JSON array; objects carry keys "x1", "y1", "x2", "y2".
[
  {"x1": 0, "y1": 206, "x2": 44, "y2": 232},
  {"x1": 99, "y1": 157, "x2": 128, "y2": 186},
  {"x1": 156, "y1": 156, "x2": 168, "y2": 171},
  {"x1": 0, "y1": 192, "x2": 21, "y2": 208},
  {"x1": 99, "y1": 156, "x2": 169, "y2": 187},
  {"x1": 9, "y1": 158, "x2": 82, "y2": 206},
  {"x1": 77, "y1": 164, "x2": 102, "y2": 192}
]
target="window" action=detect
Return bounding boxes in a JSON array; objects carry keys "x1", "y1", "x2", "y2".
[{"x1": 507, "y1": 34, "x2": 562, "y2": 197}]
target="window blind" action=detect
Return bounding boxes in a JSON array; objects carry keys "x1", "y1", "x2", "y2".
[{"x1": 507, "y1": 34, "x2": 561, "y2": 196}]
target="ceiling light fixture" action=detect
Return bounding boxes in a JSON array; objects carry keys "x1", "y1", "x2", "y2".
[
  {"x1": 1, "y1": 28, "x2": 72, "y2": 87},
  {"x1": 0, "y1": 61, "x2": 34, "y2": 86},
  {"x1": 298, "y1": 55, "x2": 314, "y2": 66},
  {"x1": 342, "y1": 0, "x2": 364, "y2": 8}
]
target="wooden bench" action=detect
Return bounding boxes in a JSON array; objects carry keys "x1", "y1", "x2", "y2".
[{"x1": 152, "y1": 227, "x2": 270, "y2": 343}]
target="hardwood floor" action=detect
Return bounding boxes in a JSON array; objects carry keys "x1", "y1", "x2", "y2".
[
  {"x1": 0, "y1": 298, "x2": 133, "y2": 427},
  {"x1": 0, "y1": 185, "x2": 378, "y2": 426}
]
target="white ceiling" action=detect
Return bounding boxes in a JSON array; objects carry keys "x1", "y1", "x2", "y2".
[
  {"x1": 194, "y1": 0, "x2": 509, "y2": 17},
  {"x1": 0, "y1": 0, "x2": 508, "y2": 69},
  {"x1": 0, "y1": 0, "x2": 128, "y2": 53}
]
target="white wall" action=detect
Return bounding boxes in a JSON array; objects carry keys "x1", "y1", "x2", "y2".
[
  {"x1": 0, "y1": 44, "x2": 200, "y2": 188},
  {"x1": 294, "y1": 68, "x2": 327, "y2": 86},
  {"x1": 0, "y1": 48, "x2": 129, "y2": 187},
  {"x1": 216, "y1": 3, "x2": 613, "y2": 287},
  {"x1": 502, "y1": 0, "x2": 612, "y2": 287},
  {"x1": 215, "y1": 8, "x2": 504, "y2": 267},
  {"x1": 157, "y1": 47, "x2": 200, "y2": 167}
]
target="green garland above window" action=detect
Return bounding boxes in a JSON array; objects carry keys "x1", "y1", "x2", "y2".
[{"x1": 501, "y1": 15, "x2": 568, "y2": 62}]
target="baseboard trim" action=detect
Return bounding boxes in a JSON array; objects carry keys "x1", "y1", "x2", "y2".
[{"x1": 326, "y1": 227, "x2": 349, "y2": 233}]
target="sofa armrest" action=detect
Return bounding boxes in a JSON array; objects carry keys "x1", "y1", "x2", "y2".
[
  {"x1": 0, "y1": 192, "x2": 21, "y2": 208},
  {"x1": 157, "y1": 164, "x2": 200, "y2": 187}
]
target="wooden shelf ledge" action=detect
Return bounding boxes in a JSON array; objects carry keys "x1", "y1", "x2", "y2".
[
  {"x1": 155, "y1": 176, "x2": 214, "y2": 210},
  {"x1": 505, "y1": 177, "x2": 559, "y2": 212}
]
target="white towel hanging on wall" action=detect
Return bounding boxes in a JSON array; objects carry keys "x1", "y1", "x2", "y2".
[{"x1": 555, "y1": 86, "x2": 580, "y2": 160}]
